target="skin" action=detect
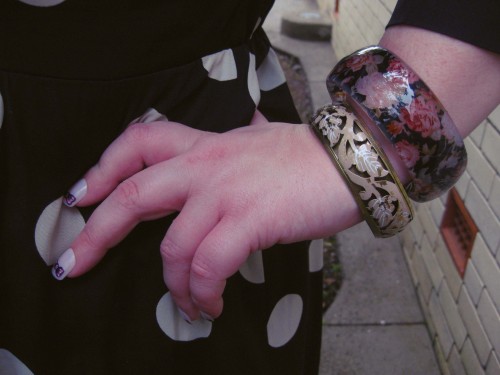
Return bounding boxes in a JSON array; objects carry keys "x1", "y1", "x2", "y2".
[{"x1": 63, "y1": 26, "x2": 500, "y2": 320}]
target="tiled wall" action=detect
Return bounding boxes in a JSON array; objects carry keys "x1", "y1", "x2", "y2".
[
  {"x1": 320, "y1": 0, "x2": 500, "y2": 373},
  {"x1": 319, "y1": 0, "x2": 397, "y2": 59},
  {"x1": 401, "y1": 111, "x2": 500, "y2": 375}
]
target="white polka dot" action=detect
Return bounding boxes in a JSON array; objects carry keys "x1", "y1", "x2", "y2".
[
  {"x1": 0, "y1": 91, "x2": 3, "y2": 130},
  {"x1": 129, "y1": 108, "x2": 168, "y2": 125},
  {"x1": 247, "y1": 53, "x2": 261, "y2": 106},
  {"x1": 257, "y1": 48, "x2": 286, "y2": 91},
  {"x1": 0, "y1": 349, "x2": 34, "y2": 375},
  {"x1": 202, "y1": 49, "x2": 237, "y2": 81},
  {"x1": 266, "y1": 294, "x2": 303, "y2": 348},
  {"x1": 34, "y1": 197, "x2": 85, "y2": 265},
  {"x1": 156, "y1": 292, "x2": 212, "y2": 341},
  {"x1": 239, "y1": 250, "x2": 265, "y2": 284},
  {"x1": 17, "y1": 0, "x2": 66, "y2": 6},
  {"x1": 308, "y1": 239, "x2": 324, "y2": 272}
]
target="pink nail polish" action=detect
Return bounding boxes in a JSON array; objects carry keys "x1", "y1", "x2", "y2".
[
  {"x1": 52, "y1": 248, "x2": 75, "y2": 280},
  {"x1": 63, "y1": 179, "x2": 87, "y2": 207}
]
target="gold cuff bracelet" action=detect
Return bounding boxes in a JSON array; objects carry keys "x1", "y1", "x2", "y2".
[{"x1": 310, "y1": 103, "x2": 414, "y2": 237}]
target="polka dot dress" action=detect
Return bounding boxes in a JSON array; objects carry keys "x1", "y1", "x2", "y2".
[{"x1": 0, "y1": 1, "x2": 323, "y2": 374}]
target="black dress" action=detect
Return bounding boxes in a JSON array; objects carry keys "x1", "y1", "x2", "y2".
[
  {"x1": 0, "y1": 1, "x2": 323, "y2": 374},
  {"x1": 2, "y1": 1, "x2": 497, "y2": 374},
  {"x1": 387, "y1": 0, "x2": 500, "y2": 53}
]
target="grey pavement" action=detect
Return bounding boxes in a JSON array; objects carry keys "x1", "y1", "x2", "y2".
[
  {"x1": 263, "y1": 1, "x2": 441, "y2": 374},
  {"x1": 320, "y1": 224, "x2": 440, "y2": 375}
]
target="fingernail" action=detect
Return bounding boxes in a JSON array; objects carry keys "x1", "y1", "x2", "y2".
[
  {"x1": 52, "y1": 248, "x2": 76, "y2": 280},
  {"x1": 200, "y1": 311, "x2": 214, "y2": 322},
  {"x1": 63, "y1": 178, "x2": 87, "y2": 207},
  {"x1": 178, "y1": 308, "x2": 192, "y2": 324}
]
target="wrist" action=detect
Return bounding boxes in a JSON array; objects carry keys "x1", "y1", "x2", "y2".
[
  {"x1": 309, "y1": 104, "x2": 413, "y2": 237},
  {"x1": 300, "y1": 123, "x2": 363, "y2": 235}
]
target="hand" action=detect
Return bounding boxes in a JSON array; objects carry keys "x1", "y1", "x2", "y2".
[{"x1": 59, "y1": 119, "x2": 360, "y2": 320}]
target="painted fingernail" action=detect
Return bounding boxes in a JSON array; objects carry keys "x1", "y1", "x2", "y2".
[
  {"x1": 178, "y1": 308, "x2": 192, "y2": 324},
  {"x1": 51, "y1": 248, "x2": 76, "y2": 280},
  {"x1": 63, "y1": 178, "x2": 87, "y2": 207},
  {"x1": 200, "y1": 311, "x2": 214, "y2": 322}
]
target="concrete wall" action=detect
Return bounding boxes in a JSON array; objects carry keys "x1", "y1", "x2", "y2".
[{"x1": 320, "y1": 0, "x2": 500, "y2": 373}]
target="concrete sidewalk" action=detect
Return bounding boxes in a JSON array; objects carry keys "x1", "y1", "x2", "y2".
[{"x1": 263, "y1": 1, "x2": 441, "y2": 374}]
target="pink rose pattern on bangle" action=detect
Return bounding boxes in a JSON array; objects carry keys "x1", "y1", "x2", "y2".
[{"x1": 326, "y1": 46, "x2": 467, "y2": 202}]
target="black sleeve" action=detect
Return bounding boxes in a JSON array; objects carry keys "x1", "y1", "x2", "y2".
[{"x1": 387, "y1": 0, "x2": 500, "y2": 53}]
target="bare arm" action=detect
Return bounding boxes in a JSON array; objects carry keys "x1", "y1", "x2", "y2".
[{"x1": 55, "y1": 26, "x2": 500, "y2": 321}]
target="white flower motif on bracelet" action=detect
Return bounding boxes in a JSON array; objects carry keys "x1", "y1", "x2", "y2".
[
  {"x1": 315, "y1": 111, "x2": 342, "y2": 147},
  {"x1": 368, "y1": 195, "x2": 396, "y2": 228},
  {"x1": 353, "y1": 144, "x2": 386, "y2": 177},
  {"x1": 311, "y1": 104, "x2": 413, "y2": 237}
]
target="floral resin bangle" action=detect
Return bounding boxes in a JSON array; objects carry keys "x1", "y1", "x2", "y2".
[
  {"x1": 326, "y1": 46, "x2": 467, "y2": 202},
  {"x1": 310, "y1": 103, "x2": 414, "y2": 238}
]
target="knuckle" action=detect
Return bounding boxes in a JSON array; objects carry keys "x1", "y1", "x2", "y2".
[
  {"x1": 77, "y1": 227, "x2": 101, "y2": 252},
  {"x1": 190, "y1": 256, "x2": 217, "y2": 282},
  {"x1": 72, "y1": 228, "x2": 109, "y2": 263},
  {"x1": 113, "y1": 179, "x2": 142, "y2": 211},
  {"x1": 124, "y1": 123, "x2": 154, "y2": 144},
  {"x1": 160, "y1": 237, "x2": 188, "y2": 264}
]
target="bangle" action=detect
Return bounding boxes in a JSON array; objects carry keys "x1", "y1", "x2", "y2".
[
  {"x1": 310, "y1": 103, "x2": 414, "y2": 237},
  {"x1": 326, "y1": 46, "x2": 467, "y2": 202}
]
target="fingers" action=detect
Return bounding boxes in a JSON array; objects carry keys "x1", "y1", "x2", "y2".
[
  {"x1": 160, "y1": 196, "x2": 220, "y2": 320},
  {"x1": 66, "y1": 122, "x2": 204, "y2": 207},
  {"x1": 164, "y1": 213, "x2": 257, "y2": 320},
  {"x1": 191, "y1": 218, "x2": 257, "y2": 319},
  {"x1": 53, "y1": 120, "x2": 336, "y2": 322},
  {"x1": 60, "y1": 159, "x2": 191, "y2": 278}
]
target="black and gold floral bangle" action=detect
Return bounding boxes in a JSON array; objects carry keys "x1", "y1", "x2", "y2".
[
  {"x1": 310, "y1": 103, "x2": 414, "y2": 237},
  {"x1": 327, "y1": 46, "x2": 467, "y2": 202}
]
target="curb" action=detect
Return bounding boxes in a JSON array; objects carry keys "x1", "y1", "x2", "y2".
[{"x1": 281, "y1": 9, "x2": 332, "y2": 41}]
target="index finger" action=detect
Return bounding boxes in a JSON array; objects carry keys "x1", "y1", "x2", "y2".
[
  {"x1": 52, "y1": 157, "x2": 191, "y2": 280},
  {"x1": 64, "y1": 121, "x2": 205, "y2": 208}
]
